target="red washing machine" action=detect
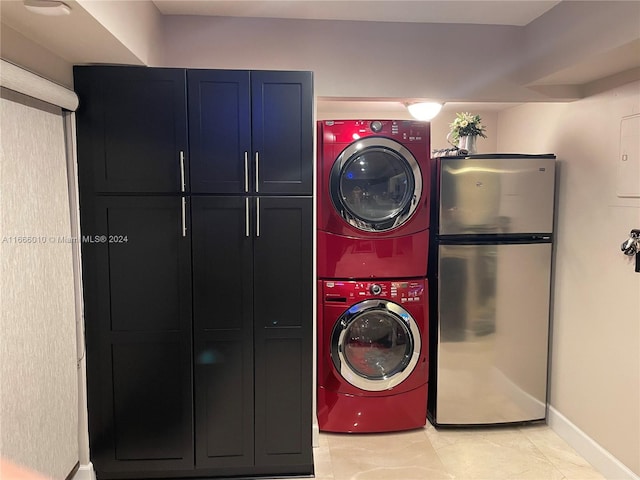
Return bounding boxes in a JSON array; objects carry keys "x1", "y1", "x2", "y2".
[
  {"x1": 317, "y1": 279, "x2": 428, "y2": 433},
  {"x1": 317, "y1": 120, "x2": 431, "y2": 279}
]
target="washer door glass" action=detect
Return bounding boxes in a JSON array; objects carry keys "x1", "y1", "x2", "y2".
[
  {"x1": 331, "y1": 299, "x2": 421, "y2": 391},
  {"x1": 330, "y1": 137, "x2": 422, "y2": 232}
]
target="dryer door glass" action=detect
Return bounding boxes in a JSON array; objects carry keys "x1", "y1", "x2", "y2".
[
  {"x1": 330, "y1": 137, "x2": 422, "y2": 232},
  {"x1": 331, "y1": 299, "x2": 421, "y2": 391}
]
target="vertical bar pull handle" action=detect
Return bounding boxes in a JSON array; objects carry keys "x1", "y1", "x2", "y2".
[
  {"x1": 181, "y1": 197, "x2": 187, "y2": 237},
  {"x1": 244, "y1": 151, "x2": 249, "y2": 193},
  {"x1": 256, "y1": 197, "x2": 260, "y2": 237},
  {"x1": 245, "y1": 198, "x2": 250, "y2": 237},
  {"x1": 255, "y1": 152, "x2": 259, "y2": 193},
  {"x1": 179, "y1": 151, "x2": 186, "y2": 192}
]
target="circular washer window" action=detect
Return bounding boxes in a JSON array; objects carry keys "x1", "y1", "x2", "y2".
[
  {"x1": 330, "y1": 299, "x2": 421, "y2": 391},
  {"x1": 330, "y1": 137, "x2": 422, "y2": 232}
]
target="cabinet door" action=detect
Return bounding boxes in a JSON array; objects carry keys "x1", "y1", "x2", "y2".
[
  {"x1": 253, "y1": 197, "x2": 313, "y2": 470},
  {"x1": 81, "y1": 196, "x2": 193, "y2": 474},
  {"x1": 188, "y1": 70, "x2": 251, "y2": 194},
  {"x1": 74, "y1": 66, "x2": 188, "y2": 194},
  {"x1": 251, "y1": 71, "x2": 313, "y2": 195},
  {"x1": 191, "y1": 197, "x2": 255, "y2": 469}
]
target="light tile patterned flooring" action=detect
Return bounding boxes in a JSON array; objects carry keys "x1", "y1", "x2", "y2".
[{"x1": 311, "y1": 424, "x2": 606, "y2": 480}]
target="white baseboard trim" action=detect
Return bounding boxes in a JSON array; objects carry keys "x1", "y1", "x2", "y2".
[
  {"x1": 312, "y1": 420, "x2": 320, "y2": 448},
  {"x1": 548, "y1": 406, "x2": 639, "y2": 480},
  {"x1": 71, "y1": 462, "x2": 96, "y2": 480}
]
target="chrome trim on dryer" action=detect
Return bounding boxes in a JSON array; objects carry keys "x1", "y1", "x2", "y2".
[{"x1": 329, "y1": 137, "x2": 422, "y2": 232}]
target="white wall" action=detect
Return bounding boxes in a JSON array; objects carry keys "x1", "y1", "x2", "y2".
[{"x1": 497, "y1": 81, "x2": 640, "y2": 477}]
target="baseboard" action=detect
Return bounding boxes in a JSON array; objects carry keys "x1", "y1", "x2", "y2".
[
  {"x1": 70, "y1": 462, "x2": 96, "y2": 480},
  {"x1": 548, "y1": 406, "x2": 639, "y2": 480},
  {"x1": 312, "y1": 420, "x2": 320, "y2": 448}
]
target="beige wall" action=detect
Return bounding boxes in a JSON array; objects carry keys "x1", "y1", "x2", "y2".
[
  {"x1": 497, "y1": 81, "x2": 640, "y2": 476},
  {"x1": 0, "y1": 24, "x2": 73, "y2": 88},
  {"x1": 316, "y1": 103, "x2": 499, "y2": 154},
  {"x1": 76, "y1": 0, "x2": 164, "y2": 66},
  {"x1": 160, "y1": 16, "x2": 533, "y2": 101},
  {"x1": 157, "y1": 2, "x2": 640, "y2": 102}
]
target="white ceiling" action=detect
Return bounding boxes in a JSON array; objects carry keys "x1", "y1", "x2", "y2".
[{"x1": 151, "y1": 0, "x2": 561, "y2": 26}]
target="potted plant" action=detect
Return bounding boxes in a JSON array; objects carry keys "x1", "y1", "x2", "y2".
[{"x1": 448, "y1": 112, "x2": 487, "y2": 154}]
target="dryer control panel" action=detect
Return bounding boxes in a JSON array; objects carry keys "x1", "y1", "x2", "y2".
[
  {"x1": 323, "y1": 279, "x2": 425, "y2": 303},
  {"x1": 321, "y1": 120, "x2": 428, "y2": 144}
]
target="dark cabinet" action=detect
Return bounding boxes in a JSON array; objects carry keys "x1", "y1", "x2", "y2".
[
  {"x1": 250, "y1": 71, "x2": 314, "y2": 195},
  {"x1": 191, "y1": 196, "x2": 255, "y2": 469},
  {"x1": 191, "y1": 196, "x2": 313, "y2": 472},
  {"x1": 75, "y1": 66, "x2": 313, "y2": 480},
  {"x1": 187, "y1": 70, "x2": 251, "y2": 194},
  {"x1": 81, "y1": 196, "x2": 193, "y2": 473},
  {"x1": 74, "y1": 67, "x2": 188, "y2": 194},
  {"x1": 253, "y1": 197, "x2": 313, "y2": 468},
  {"x1": 188, "y1": 69, "x2": 313, "y2": 195}
]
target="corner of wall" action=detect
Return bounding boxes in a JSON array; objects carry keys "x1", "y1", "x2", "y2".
[{"x1": 548, "y1": 407, "x2": 640, "y2": 480}]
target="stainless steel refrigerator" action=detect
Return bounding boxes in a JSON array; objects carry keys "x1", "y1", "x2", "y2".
[{"x1": 427, "y1": 154, "x2": 556, "y2": 426}]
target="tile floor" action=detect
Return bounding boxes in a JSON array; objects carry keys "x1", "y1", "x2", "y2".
[{"x1": 311, "y1": 424, "x2": 606, "y2": 480}]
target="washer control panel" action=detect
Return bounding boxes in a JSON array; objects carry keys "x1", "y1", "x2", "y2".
[{"x1": 324, "y1": 280, "x2": 425, "y2": 303}]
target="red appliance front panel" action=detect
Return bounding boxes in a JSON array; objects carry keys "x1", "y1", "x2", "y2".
[
  {"x1": 318, "y1": 280, "x2": 429, "y2": 396},
  {"x1": 317, "y1": 384, "x2": 427, "y2": 433},
  {"x1": 317, "y1": 229, "x2": 429, "y2": 279},
  {"x1": 317, "y1": 279, "x2": 429, "y2": 433},
  {"x1": 317, "y1": 120, "x2": 431, "y2": 279},
  {"x1": 317, "y1": 120, "x2": 431, "y2": 238}
]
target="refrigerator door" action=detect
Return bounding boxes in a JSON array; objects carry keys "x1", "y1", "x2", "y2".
[
  {"x1": 439, "y1": 157, "x2": 556, "y2": 235},
  {"x1": 435, "y1": 242, "x2": 552, "y2": 425}
]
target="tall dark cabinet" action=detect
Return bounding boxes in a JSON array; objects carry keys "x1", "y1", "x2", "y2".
[{"x1": 75, "y1": 66, "x2": 313, "y2": 479}]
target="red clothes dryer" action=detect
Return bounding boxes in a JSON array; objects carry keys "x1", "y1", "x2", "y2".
[
  {"x1": 317, "y1": 120, "x2": 431, "y2": 279},
  {"x1": 317, "y1": 279, "x2": 428, "y2": 433}
]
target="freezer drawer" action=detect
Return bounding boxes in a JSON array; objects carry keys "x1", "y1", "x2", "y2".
[
  {"x1": 434, "y1": 242, "x2": 552, "y2": 425},
  {"x1": 439, "y1": 158, "x2": 556, "y2": 235}
]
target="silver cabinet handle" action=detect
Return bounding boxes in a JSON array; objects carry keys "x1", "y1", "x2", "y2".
[
  {"x1": 244, "y1": 151, "x2": 249, "y2": 193},
  {"x1": 256, "y1": 197, "x2": 260, "y2": 237},
  {"x1": 179, "y1": 151, "x2": 186, "y2": 192},
  {"x1": 255, "y1": 152, "x2": 259, "y2": 193},
  {"x1": 245, "y1": 197, "x2": 250, "y2": 237},
  {"x1": 181, "y1": 197, "x2": 187, "y2": 237}
]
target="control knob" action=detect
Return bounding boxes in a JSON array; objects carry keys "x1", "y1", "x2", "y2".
[
  {"x1": 369, "y1": 284, "x2": 382, "y2": 295},
  {"x1": 370, "y1": 121, "x2": 383, "y2": 133}
]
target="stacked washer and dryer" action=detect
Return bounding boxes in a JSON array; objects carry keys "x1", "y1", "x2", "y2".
[{"x1": 316, "y1": 120, "x2": 431, "y2": 433}]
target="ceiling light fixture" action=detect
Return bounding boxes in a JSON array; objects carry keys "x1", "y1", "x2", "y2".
[
  {"x1": 406, "y1": 102, "x2": 443, "y2": 121},
  {"x1": 23, "y1": 0, "x2": 71, "y2": 16}
]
